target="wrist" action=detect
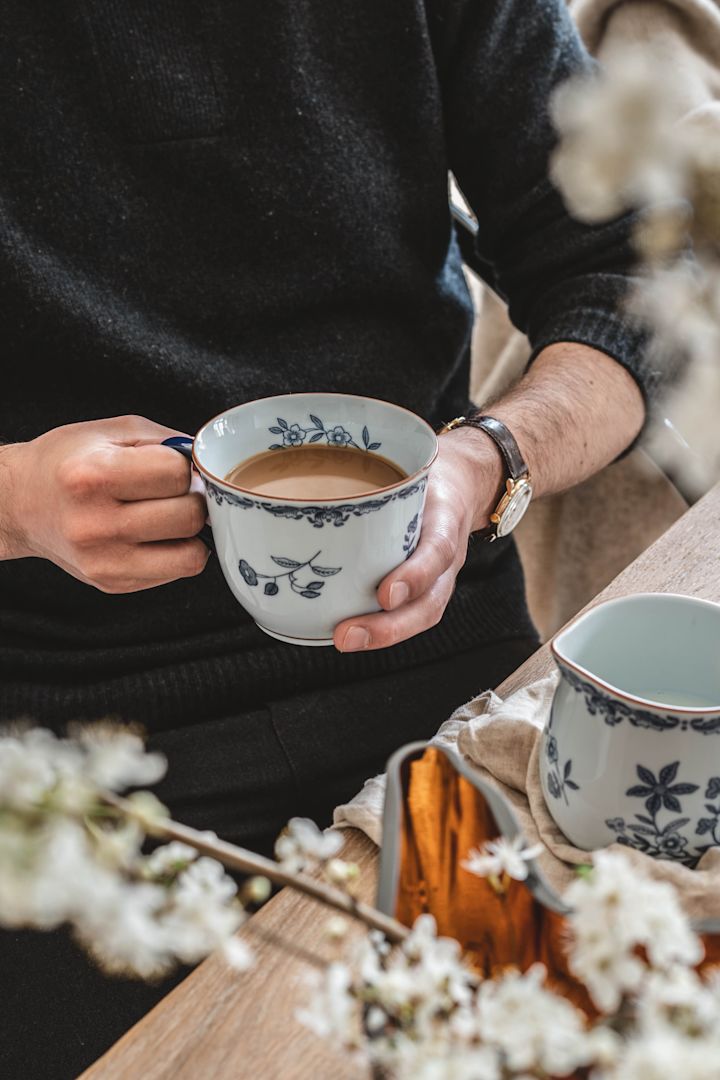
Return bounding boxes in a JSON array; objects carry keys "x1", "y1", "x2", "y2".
[
  {"x1": 442, "y1": 426, "x2": 506, "y2": 533},
  {"x1": 0, "y1": 444, "x2": 30, "y2": 560}
]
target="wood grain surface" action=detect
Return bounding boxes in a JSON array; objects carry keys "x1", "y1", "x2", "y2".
[{"x1": 81, "y1": 482, "x2": 720, "y2": 1080}]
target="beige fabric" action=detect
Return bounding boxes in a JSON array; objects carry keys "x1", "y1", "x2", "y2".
[
  {"x1": 468, "y1": 0, "x2": 720, "y2": 640},
  {"x1": 334, "y1": 675, "x2": 720, "y2": 920}
]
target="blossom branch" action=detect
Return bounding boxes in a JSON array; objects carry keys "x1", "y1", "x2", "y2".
[
  {"x1": 107, "y1": 793, "x2": 409, "y2": 945},
  {"x1": 551, "y1": 43, "x2": 720, "y2": 496},
  {"x1": 5, "y1": 725, "x2": 720, "y2": 1076}
]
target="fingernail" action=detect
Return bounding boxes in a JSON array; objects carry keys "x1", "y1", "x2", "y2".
[
  {"x1": 388, "y1": 581, "x2": 410, "y2": 610},
  {"x1": 341, "y1": 626, "x2": 371, "y2": 652}
]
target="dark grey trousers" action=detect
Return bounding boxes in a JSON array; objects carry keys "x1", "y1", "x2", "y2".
[{"x1": 0, "y1": 634, "x2": 538, "y2": 1080}]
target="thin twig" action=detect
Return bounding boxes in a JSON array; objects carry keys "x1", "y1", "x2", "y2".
[{"x1": 105, "y1": 793, "x2": 409, "y2": 944}]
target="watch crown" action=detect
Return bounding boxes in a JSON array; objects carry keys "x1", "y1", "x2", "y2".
[{"x1": 436, "y1": 416, "x2": 467, "y2": 435}]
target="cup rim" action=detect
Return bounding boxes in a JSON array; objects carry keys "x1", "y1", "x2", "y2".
[
  {"x1": 551, "y1": 591, "x2": 720, "y2": 715},
  {"x1": 190, "y1": 392, "x2": 439, "y2": 504}
]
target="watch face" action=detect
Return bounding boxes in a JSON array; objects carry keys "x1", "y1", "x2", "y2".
[{"x1": 496, "y1": 480, "x2": 533, "y2": 538}]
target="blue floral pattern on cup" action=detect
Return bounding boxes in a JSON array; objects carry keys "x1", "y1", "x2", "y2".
[
  {"x1": 280, "y1": 423, "x2": 305, "y2": 447},
  {"x1": 205, "y1": 476, "x2": 428, "y2": 528},
  {"x1": 559, "y1": 663, "x2": 720, "y2": 735},
  {"x1": 403, "y1": 514, "x2": 419, "y2": 560},
  {"x1": 544, "y1": 734, "x2": 580, "y2": 805},
  {"x1": 238, "y1": 551, "x2": 341, "y2": 600},
  {"x1": 327, "y1": 425, "x2": 353, "y2": 447},
  {"x1": 267, "y1": 415, "x2": 382, "y2": 453},
  {"x1": 694, "y1": 777, "x2": 720, "y2": 856},
  {"x1": 605, "y1": 761, "x2": 700, "y2": 866}
]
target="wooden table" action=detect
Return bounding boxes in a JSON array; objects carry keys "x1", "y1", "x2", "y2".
[{"x1": 82, "y1": 481, "x2": 720, "y2": 1080}]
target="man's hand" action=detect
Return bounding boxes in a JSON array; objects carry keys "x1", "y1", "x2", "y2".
[
  {"x1": 333, "y1": 427, "x2": 503, "y2": 651},
  {"x1": 333, "y1": 342, "x2": 645, "y2": 653},
  {"x1": 0, "y1": 416, "x2": 209, "y2": 593}
]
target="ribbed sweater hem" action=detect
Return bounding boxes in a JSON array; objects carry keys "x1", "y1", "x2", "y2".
[{"x1": 0, "y1": 548, "x2": 536, "y2": 730}]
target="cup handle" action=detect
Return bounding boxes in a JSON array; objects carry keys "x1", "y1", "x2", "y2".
[{"x1": 161, "y1": 436, "x2": 216, "y2": 554}]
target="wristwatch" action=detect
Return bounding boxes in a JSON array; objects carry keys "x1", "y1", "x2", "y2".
[{"x1": 439, "y1": 414, "x2": 533, "y2": 540}]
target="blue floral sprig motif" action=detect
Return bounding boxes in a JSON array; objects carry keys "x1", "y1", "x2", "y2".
[
  {"x1": 267, "y1": 415, "x2": 382, "y2": 453},
  {"x1": 544, "y1": 735, "x2": 580, "y2": 805},
  {"x1": 605, "y1": 761, "x2": 700, "y2": 866},
  {"x1": 559, "y1": 665, "x2": 679, "y2": 731},
  {"x1": 694, "y1": 777, "x2": 720, "y2": 856},
  {"x1": 238, "y1": 551, "x2": 341, "y2": 599},
  {"x1": 403, "y1": 514, "x2": 419, "y2": 560}
]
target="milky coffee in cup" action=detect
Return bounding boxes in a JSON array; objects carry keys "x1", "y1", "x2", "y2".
[{"x1": 224, "y1": 444, "x2": 407, "y2": 500}]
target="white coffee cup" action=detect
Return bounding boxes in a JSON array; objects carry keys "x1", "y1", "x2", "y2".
[{"x1": 164, "y1": 393, "x2": 437, "y2": 646}]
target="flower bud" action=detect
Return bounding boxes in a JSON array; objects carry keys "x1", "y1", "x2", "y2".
[
  {"x1": 325, "y1": 859, "x2": 360, "y2": 886},
  {"x1": 243, "y1": 876, "x2": 272, "y2": 904}
]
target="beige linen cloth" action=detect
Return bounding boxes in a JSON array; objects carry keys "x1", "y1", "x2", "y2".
[
  {"x1": 334, "y1": 674, "x2": 720, "y2": 920},
  {"x1": 470, "y1": 0, "x2": 720, "y2": 640}
]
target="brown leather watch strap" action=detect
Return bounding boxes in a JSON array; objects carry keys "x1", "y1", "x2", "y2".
[{"x1": 458, "y1": 414, "x2": 528, "y2": 481}]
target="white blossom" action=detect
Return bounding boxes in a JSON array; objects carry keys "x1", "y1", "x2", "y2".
[
  {"x1": 462, "y1": 834, "x2": 542, "y2": 882},
  {"x1": 124, "y1": 790, "x2": 170, "y2": 831},
  {"x1": 389, "y1": 1039, "x2": 500, "y2": 1080},
  {"x1": 77, "y1": 873, "x2": 173, "y2": 979},
  {"x1": 324, "y1": 858, "x2": 360, "y2": 887},
  {"x1": 69, "y1": 854, "x2": 247, "y2": 978},
  {"x1": 396, "y1": 914, "x2": 474, "y2": 1011},
  {"x1": 369, "y1": 928, "x2": 391, "y2": 958},
  {"x1": 572, "y1": 940, "x2": 646, "y2": 1016},
  {"x1": 159, "y1": 857, "x2": 245, "y2": 966},
  {"x1": 13, "y1": 720, "x2": 720, "y2": 1080},
  {"x1": 638, "y1": 259, "x2": 720, "y2": 497},
  {"x1": 76, "y1": 726, "x2": 167, "y2": 790},
  {"x1": 642, "y1": 903, "x2": 703, "y2": 972},
  {"x1": 298, "y1": 915, "x2": 481, "y2": 1074},
  {"x1": 274, "y1": 817, "x2": 343, "y2": 873},
  {"x1": 145, "y1": 841, "x2": 198, "y2": 877},
  {"x1": 477, "y1": 964, "x2": 595, "y2": 1075},
  {"x1": 296, "y1": 962, "x2": 362, "y2": 1046},
  {"x1": 0, "y1": 725, "x2": 167, "y2": 817},
  {"x1": 292, "y1": 850, "x2": 720, "y2": 1080},
  {"x1": 633, "y1": 258, "x2": 720, "y2": 354},
  {"x1": 0, "y1": 818, "x2": 99, "y2": 929},
  {"x1": 357, "y1": 916, "x2": 477, "y2": 1068},
  {"x1": 171, "y1": 855, "x2": 237, "y2": 906},
  {"x1": 0, "y1": 724, "x2": 250, "y2": 979},
  {"x1": 604, "y1": 1029, "x2": 720, "y2": 1080},
  {"x1": 601, "y1": 966, "x2": 720, "y2": 1077},
  {"x1": 585, "y1": 1026, "x2": 622, "y2": 1070},
  {"x1": 221, "y1": 936, "x2": 254, "y2": 972},
  {"x1": 700, "y1": 967, "x2": 720, "y2": 1013},
  {"x1": 90, "y1": 817, "x2": 144, "y2": 870},
  {"x1": 0, "y1": 729, "x2": 85, "y2": 811},
  {"x1": 551, "y1": 46, "x2": 688, "y2": 222},
  {"x1": 635, "y1": 967, "x2": 720, "y2": 1039},
  {"x1": 324, "y1": 915, "x2": 350, "y2": 941},
  {"x1": 551, "y1": 45, "x2": 720, "y2": 496},
  {"x1": 564, "y1": 851, "x2": 703, "y2": 1012}
]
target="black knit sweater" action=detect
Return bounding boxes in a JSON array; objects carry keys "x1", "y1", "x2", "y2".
[{"x1": 1, "y1": 0, "x2": 647, "y2": 726}]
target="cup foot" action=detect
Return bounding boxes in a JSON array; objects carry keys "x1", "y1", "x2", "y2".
[{"x1": 255, "y1": 623, "x2": 334, "y2": 647}]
